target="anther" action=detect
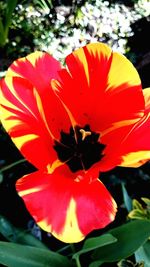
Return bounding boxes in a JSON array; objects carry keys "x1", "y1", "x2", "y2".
[{"x1": 79, "y1": 129, "x2": 91, "y2": 141}]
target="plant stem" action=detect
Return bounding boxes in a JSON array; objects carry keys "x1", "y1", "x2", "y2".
[
  {"x1": 70, "y1": 243, "x2": 76, "y2": 254},
  {"x1": 0, "y1": 159, "x2": 26, "y2": 173},
  {"x1": 70, "y1": 244, "x2": 82, "y2": 267},
  {"x1": 75, "y1": 257, "x2": 82, "y2": 267}
]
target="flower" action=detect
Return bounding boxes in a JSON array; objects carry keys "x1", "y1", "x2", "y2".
[{"x1": 0, "y1": 42, "x2": 150, "y2": 243}]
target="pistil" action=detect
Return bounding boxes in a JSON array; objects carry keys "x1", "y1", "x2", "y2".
[{"x1": 54, "y1": 125, "x2": 105, "y2": 172}]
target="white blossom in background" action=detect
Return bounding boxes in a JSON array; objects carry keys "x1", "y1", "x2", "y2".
[
  {"x1": 14, "y1": 1, "x2": 149, "y2": 60},
  {"x1": 44, "y1": 0, "x2": 149, "y2": 58}
]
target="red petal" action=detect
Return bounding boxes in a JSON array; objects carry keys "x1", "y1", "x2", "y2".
[
  {"x1": 143, "y1": 88, "x2": 150, "y2": 111},
  {"x1": 0, "y1": 52, "x2": 72, "y2": 169},
  {"x1": 119, "y1": 88, "x2": 150, "y2": 167},
  {"x1": 99, "y1": 120, "x2": 140, "y2": 171},
  {"x1": 102, "y1": 88, "x2": 150, "y2": 168},
  {"x1": 2, "y1": 51, "x2": 71, "y2": 139},
  {"x1": 16, "y1": 166, "x2": 117, "y2": 243},
  {"x1": 52, "y1": 43, "x2": 144, "y2": 132},
  {"x1": 0, "y1": 78, "x2": 57, "y2": 169}
]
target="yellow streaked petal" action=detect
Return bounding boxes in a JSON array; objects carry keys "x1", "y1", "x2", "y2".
[
  {"x1": 120, "y1": 151, "x2": 150, "y2": 167},
  {"x1": 38, "y1": 198, "x2": 84, "y2": 243},
  {"x1": 101, "y1": 117, "x2": 143, "y2": 137},
  {"x1": 143, "y1": 87, "x2": 150, "y2": 110},
  {"x1": 22, "y1": 51, "x2": 44, "y2": 67},
  {"x1": 19, "y1": 186, "x2": 43, "y2": 197},
  {"x1": 13, "y1": 134, "x2": 39, "y2": 149},
  {"x1": 47, "y1": 159, "x2": 64, "y2": 174},
  {"x1": 7, "y1": 61, "x2": 22, "y2": 78},
  {"x1": 38, "y1": 219, "x2": 52, "y2": 233},
  {"x1": 4, "y1": 77, "x2": 37, "y2": 119},
  {"x1": 85, "y1": 42, "x2": 112, "y2": 58},
  {"x1": 1, "y1": 119, "x2": 24, "y2": 136},
  {"x1": 71, "y1": 48, "x2": 90, "y2": 86},
  {"x1": 7, "y1": 51, "x2": 44, "y2": 78},
  {"x1": 51, "y1": 79, "x2": 77, "y2": 128},
  {"x1": 33, "y1": 88, "x2": 55, "y2": 139},
  {"x1": 107, "y1": 52, "x2": 141, "y2": 91}
]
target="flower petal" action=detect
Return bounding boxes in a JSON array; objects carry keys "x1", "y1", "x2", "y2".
[
  {"x1": 16, "y1": 166, "x2": 117, "y2": 243},
  {"x1": 0, "y1": 52, "x2": 72, "y2": 169},
  {"x1": 0, "y1": 77, "x2": 56, "y2": 170},
  {"x1": 143, "y1": 88, "x2": 150, "y2": 111},
  {"x1": 98, "y1": 89, "x2": 150, "y2": 170},
  {"x1": 98, "y1": 120, "x2": 140, "y2": 171},
  {"x1": 52, "y1": 43, "x2": 144, "y2": 132},
  {"x1": 2, "y1": 51, "x2": 72, "y2": 138},
  {"x1": 118, "y1": 90, "x2": 150, "y2": 167}
]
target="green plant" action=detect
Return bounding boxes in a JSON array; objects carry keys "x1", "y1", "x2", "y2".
[{"x1": 0, "y1": 0, "x2": 18, "y2": 47}]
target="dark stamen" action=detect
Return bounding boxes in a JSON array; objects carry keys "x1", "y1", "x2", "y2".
[{"x1": 54, "y1": 125, "x2": 105, "y2": 172}]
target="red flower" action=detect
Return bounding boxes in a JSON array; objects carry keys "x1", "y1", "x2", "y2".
[{"x1": 0, "y1": 43, "x2": 150, "y2": 243}]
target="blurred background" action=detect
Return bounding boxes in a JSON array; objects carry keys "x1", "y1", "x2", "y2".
[{"x1": 0, "y1": 0, "x2": 150, "y2": 256}]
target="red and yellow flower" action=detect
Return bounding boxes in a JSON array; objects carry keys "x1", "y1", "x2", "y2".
[{"x1": 0, "y1": 42, "x2": 150, "y2": 243}]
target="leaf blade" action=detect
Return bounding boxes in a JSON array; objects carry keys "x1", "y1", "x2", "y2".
[
  {"x1": 0, "y1": 241, "x2": 72, "y2": 267},
  {"x1": 92, "y1": 220, "x2": 150, "y2": 263}
]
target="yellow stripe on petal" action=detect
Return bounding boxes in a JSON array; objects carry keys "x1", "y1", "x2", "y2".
[
  {"x1": 33, "y1": 88, "x2": 55, "y2": 139},
  {"x1": 143, "y1": 87, "x2": 150, "y2": 111},
  {"x1": 38, "y1": 198, "x2": 84, "y2": 243},
  {"x1": 55, "y1": 198, "x2": 84, "y2": 243},
  {"x1": 7, "y1": 61, "x2": 22, "y2": 78},
  {"x1": 51, "y1": 79, "x2": 77, "y2": 128},
  {"x1": 120, "y1": 151, "x2": 150, "y2": 167},
  {"x1": 107, "y1": 52, "x2": 141, "y2": 91},
  {"x1": 47, "y1": 159, "x2": 64, "y2": 174},
  {"x1": 72, "y1": 48, "x2": 90, "y2": 86},
  {"x1": 23, "y1": 51, "x2": 44, "y2": 67},
  {"x1": 101, "y1": 117, "x2": 143, "y2": 137},
  {"x1": 18, "y1": 186, "x2": 44, "y2": 197},
  {"x1": 38, "y1": 219, "x2": 52, "y2": 233},
  {"x1": 2, "y1": 119, "x2": 24, "y2": 135},
  {"x1": 5, "y1": 77, "x2": 37, "y2": 119},
  {"x1": 85, "y1": 42, "x2": 112, "y2": 61},
  {"x1": 7, "y1": 52, "x2": 44, "y2": 78},
  {"x1": 0, "y1": 87, "x2": 23, "y2": 117},
  {"x1": 13, "y1": 134, "x2": 39, "y2": 150}
]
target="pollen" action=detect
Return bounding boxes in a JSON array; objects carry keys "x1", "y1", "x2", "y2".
[{"x1": 79, "y1": 129, "x2": 91, "y2": 141}]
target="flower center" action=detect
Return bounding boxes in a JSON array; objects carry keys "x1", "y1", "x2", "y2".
[{"x1": 54, "y1": 125, "x2": 105, "y2": 172}]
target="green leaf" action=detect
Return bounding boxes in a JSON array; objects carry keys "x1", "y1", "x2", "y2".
[
  {"x1": 5, "y1": 0, "x2": 18, "y2": 28},
  {"x1": 72, "y1": 233, "x2": 117, "y2": 260},
  {"x1": 0, "y1": 0, "x2": 18, "y2": 46},
  {"x1": 0, "y1": 19, "x2": 5, "y2": 46},
  {"x1": 128, "y1": 209, "x2": 148, "y2": 220},
  {"x1": 89, "y1": 260, "x2": 104, "y2": 267},
  {"x1": 121, "y1": 183, "x2": 132, "y2": 212},
  {"x1": 0, "y1": 172, "x2": 3, "y2": 183},
  {"x1": 0, "y1": 215, "x2": 48, "y2": 249},
  {"x1": 0, "y1": 241, "x2": 72, "y2": 267},
  {"x1": 132, "y1": 199, "x2": 144, "y2": 211},
  {"x1": 33, "y1": 0, "x2": 53, "y2": 11},
  {"x1": 135, "y1": 240, "x2": 150, "y2": 267},
  {"x1": 141, "y1": 198, "x2": 150, "y2": 207},
  {"x1": 128, "y1": 198, "x2": 150, "y2": 220},
  {"x1": 117, "y1": 259, "x2": 144, "y2": 267},
  {"x1": 92, "y1": 220, "x2": 150, "y2": 263}
]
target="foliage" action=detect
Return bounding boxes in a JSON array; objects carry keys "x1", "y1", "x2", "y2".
[
  {"x1": 128, "y1": 198, "x2": 150, "y2": 220},
  {"x1": 0, "y1": 217, "x2": 150, "y2": 266},
  {"x1": 0, "y1": 0, "x2": 18, "y2": 47}
]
